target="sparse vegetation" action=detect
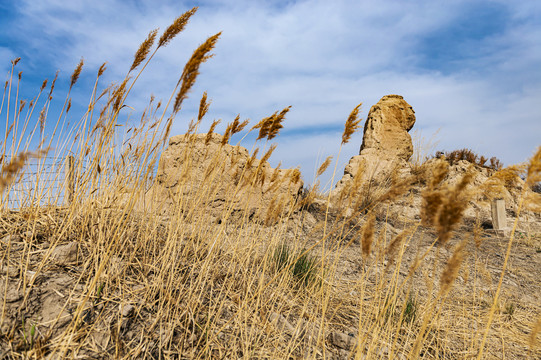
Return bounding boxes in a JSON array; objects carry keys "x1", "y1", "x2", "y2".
[
  {"x1": 0, "y1": 8, "x2": 540, "y2": 360},
  {"x1": 435, "y1": 148, "x2": 503, "y2": 171}
]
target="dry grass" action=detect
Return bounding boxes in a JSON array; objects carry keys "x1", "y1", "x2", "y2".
[{"x1": 1, "y1": 11, "x2": 540, "y2": 360}]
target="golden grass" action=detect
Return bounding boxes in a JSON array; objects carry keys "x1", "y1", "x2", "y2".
[
  {"x1": 341, "y1": 102, "x2": 362, "y2": 145},
  {"x1": 0, "y1": 11, "x2": 540, "y2": 360}
]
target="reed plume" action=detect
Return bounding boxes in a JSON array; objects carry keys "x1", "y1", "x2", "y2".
[
  {"x1": 253, "y1": 106, "x2": 291, "y2": 141},
  {"x1": 530, "y1": 314, "x2": 541, "y2": 351},
  {"x1": 436, "y1": 171, "x2": 474, "y2": 245},
  {"x1": 260, "y1": 144, "x2": 277, "y2": 165},
  {"x1": 525, "y1": 146, "x2": 541, "y2": 187},
  {"x1": 524, "y1": 147, "x2": 541, "y2": 212},
  {"x1": 130, "y1": 29, "x2": 158, "y2": 72},
  {"x1": 1, "y1": 150, "x2": 46, "y2": 192},
  {"x1": 342, "y1": 102, "x2": 362, "y2": 145},
  {"x1": 360, "y1": 213, "x2": 375, "y2": 258},
  {"x1": 268, "y1": 106, "x2": 290, "y2": 140},
  {"x1": 70, "y1": 58, "x2": 84, "y2": 90},
  {"x1": 385, "y1": 228, "x2": 411, "y2": 266},
  {"x1": 198, "y1": 92, "x2": 211, "y2": 121},
  {"x1": 205, "y1": 119, "x2": 221, "y2": 145},
  {"x1": 481, "y1": 165, "x2": 523, "y2": 200},
  {"x1": 158, "y1": 7, "x2": 198, "y2": 48},
  {"x1": 231, "y1": 117, "x2": 249, "y2": 135},
  {"x1": 270, "y1": 162, "x2": 282, "y2": 184},
  {"x1": 48, "y1": 71, "x2": 59, "y2": 100},
  {"x1": 98, "y1": 62, "x2": 107, "y2": 77},
  {"x1": 173, "y1": 32, "x2": 221, "y2": 114},
  {"x1": 290, "y1": 167, "x2": 301, "y2": 184},
  {"x1": 316, "y1": 156, "x2": 332, "y2": 177},
  {"x1": 420, "y1": 159, "x2": 449, "y2": 226},
  {"x1": 440, "y1": 238, "x2": 467, "y2": 295},
  {"x1": 112, "y1": 77, "x2": 130, "y2": 113},
  {"x1": 254, "y1": 144, "x2": 277, "y2": 184}
]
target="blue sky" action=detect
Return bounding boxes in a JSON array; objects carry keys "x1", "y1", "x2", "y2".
[{"x1": 1, "y1": 0, "x2": 540, "y2": 189}]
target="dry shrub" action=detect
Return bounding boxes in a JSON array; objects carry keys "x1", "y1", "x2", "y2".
[{"x1": 435, "y1": 148, "x2": 503, "y2": 171}]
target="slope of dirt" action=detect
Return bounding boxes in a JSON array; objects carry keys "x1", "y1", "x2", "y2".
[{"x1": 0, "y1": 205, "x2": 540, "y2": 359}]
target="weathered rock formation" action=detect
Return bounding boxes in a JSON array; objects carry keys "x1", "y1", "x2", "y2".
[
  {"x1": 147, "y1": 133, "x2": 303, "y2": 222},
  {"x1": 333, "y1": 95, "x2": 416, "y2": 200},
  {"x1": 360, "y1": 94, "x2": 416, "y2": 160}
]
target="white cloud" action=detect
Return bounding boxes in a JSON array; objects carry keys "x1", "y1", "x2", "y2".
[{"x1": 3, "y1": 0, "x2": 540, "y2": 186}]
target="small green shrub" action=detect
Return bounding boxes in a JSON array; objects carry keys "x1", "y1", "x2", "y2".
[
  {"x1": 292, "y1": 251, "x2": 319, "y2": 287},
  {"x1": 504, "y1": 302, "x2": 516, "y2": 318},
  {"x1": 272, "y1": 242, "x2": 321, "y2": 288},
  {"x1": 273, "y1": 243, "x2": 291, "y2": 271},
  {"x1": 402, "y1": 296, "x2": 417, "y2": 324}
]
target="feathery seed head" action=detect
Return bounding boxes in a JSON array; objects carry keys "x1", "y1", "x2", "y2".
[
  {"x1": 245, "y1": 148, "x2": 259, "y2": 170},
  {"x1": 253, "y1": 112, "x2": 275, "y2": 140},
  {"x1": 222, "y1": 119, "x2": 235, "y2": 146},
  {"x1": 38, "y1": 107, "x2": 46, "y2": 136},
  {"x1": 254, "y1": 106, "x2": 291, "y2": 141},
  {"x1": 421, "y1": 190, "x2": 444, "y2": 227},
  {"x1": 48, "y1": 71, "x2": 59, "y2": 100},
  {"x1": 1, "y1": 151, "x2": 43, "y2": 192},
  {"x1": 270, "y1": 162, "x2": 282, "y2": 184},
  {"x1": 173, "y1": 32, "x2": 221, "y2": 114},
  {"x1": 206, "y1": 119, "x2": 221, "y2": 145},
  {"x1": 40, "y1": 79, "x2": 48, "y2": 91},
  {"x1": 435, "y1": 172, "x2": 474, "y2": 245},
  {"x1": 267, "y1": 106, "x2": 290, "y2": 140},
  {"x1": 70, "y1": 58, "x2": 84, "y2": 89},
  {"x1": 529, "y1": 314, "x2": 541, "y2": 350},
  {"x1": 317, "y1": 156, "x2": 333, "y2": 177},
  {"x1": 430, "y1": 159, "x2": 449, "y2": 189},
  {"x1": 260, "y1": 144, "x2": 277, "y2": 165},
  {"x1": 198, "y1": 92, "x2": 211, "y2": 121},
  {"x1": 11, "y1": 57, "x2": 21, "y2": 66},
  {"x1": 526, "y1": 146, "x2": 541, "y2": 187},
  {"x1": 130, "y1": 29, "x2": 158, "y2": 72},
  {"x1": 385, "y1": 228, "x2": 412, "y2": 266},
  {"x1": 342, "y1": 102, "x2": 363, "y2": 145},
  {"x1": 112, "y1": 77, "x2": 130, "y2": 112},
  {"x1": 290, "y1": 167, "x2": 301, "y2": 184},
  {"x1": 361, "y1": 213, "x2": 375, "y2": 258},
  {"x1": 158, "y1": 7, "x2": 198, "y2": 48},
  {"x1": 162, "y1": 117, "x2": 173, "y2": 145},
  {"x1": 440, "y1": 238, "x2": 467, "y2": 295},
  {"x1": 232, "y1": 116, "x2": 249, "y2": 135},
  {"x1": 18, "y1": 100, "x2": 26, "y2": 113},
  {"x1": 98, "y1": 62, "x2": 107, "y2": 77}
]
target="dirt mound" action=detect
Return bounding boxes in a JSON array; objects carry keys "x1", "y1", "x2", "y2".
[{"x1": 149, "y1": 133, "x2": 303, "y2": 222}]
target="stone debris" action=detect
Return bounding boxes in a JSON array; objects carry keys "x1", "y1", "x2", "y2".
[
  {"x1": 51, "y1": 242, "x2": 79, "y2": 264},
  {"x1": 268, "y1": 312, "x2": 295, "y2": 335},
  {"x1": 122, "y1": 304, "x2": 135, "y2": 318},
  {"x1": 328, "y1": 330, "x2": 357, "y2": 351}
]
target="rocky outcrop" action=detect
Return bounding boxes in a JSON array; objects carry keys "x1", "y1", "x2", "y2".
[
  {"x1": 360, "y1": 94, "x2": 416, "y2": 161},
  {"x1": 148, "y1": 133, "x2": 303, "y2": 222},
  {"x1": 333, "y1": 95, "x2": 416, "y2": 201}
]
